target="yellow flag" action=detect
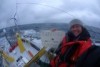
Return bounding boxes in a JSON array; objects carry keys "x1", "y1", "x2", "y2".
[
  {"x1": 16, "y1": 33, "x2": 26, "y2": 53},
  {"x1": 3, "y1": 52, "x2": 15, "y2": 62}
]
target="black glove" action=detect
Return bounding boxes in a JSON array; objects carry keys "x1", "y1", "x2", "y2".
[
  {"x1": 37, "y1": 60, "x2": 50, "y2": 67},
  {"x1": 48, "y1": 48, "x2": 56, "y2": 53}
]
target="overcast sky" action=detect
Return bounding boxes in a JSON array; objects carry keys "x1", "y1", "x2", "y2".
[{"x1": 0, "y1": 0, "x2": 100, "y2": 29}]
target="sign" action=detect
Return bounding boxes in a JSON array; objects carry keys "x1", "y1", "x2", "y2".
[{"x1": 40, "y1": 30, "x2": 65, "y2": 48}]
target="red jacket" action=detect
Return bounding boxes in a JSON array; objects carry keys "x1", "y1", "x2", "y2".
[{"x1": 50, "y1": 36, "x2": 92, "y2": 67}]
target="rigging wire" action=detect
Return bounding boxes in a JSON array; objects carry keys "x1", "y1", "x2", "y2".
[{"x1": 16, "y1": 2, "x2": 75, "y2": 18}]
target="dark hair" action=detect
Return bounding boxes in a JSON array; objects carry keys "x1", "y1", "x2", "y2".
[{"x1": 67, "y1": 27, "x2": 91, "y2": 42}]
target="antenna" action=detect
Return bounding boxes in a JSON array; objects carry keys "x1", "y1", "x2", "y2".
[{"x1": 16, "y1": 2, "x2": 75, "y2": 18}]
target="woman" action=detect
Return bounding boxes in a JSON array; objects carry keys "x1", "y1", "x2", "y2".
[{"x1": 39, "y1": 19, "x2": 100, "y2": 67}]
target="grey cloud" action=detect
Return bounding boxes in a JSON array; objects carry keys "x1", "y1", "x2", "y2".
[{"x1": 0, "y1": 0, "x2": 100, "y2": 29}]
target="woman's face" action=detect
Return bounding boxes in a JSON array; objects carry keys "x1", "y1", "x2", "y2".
[{"x1": 70, "y1": 24, "x2": 82, "y2": 37}]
